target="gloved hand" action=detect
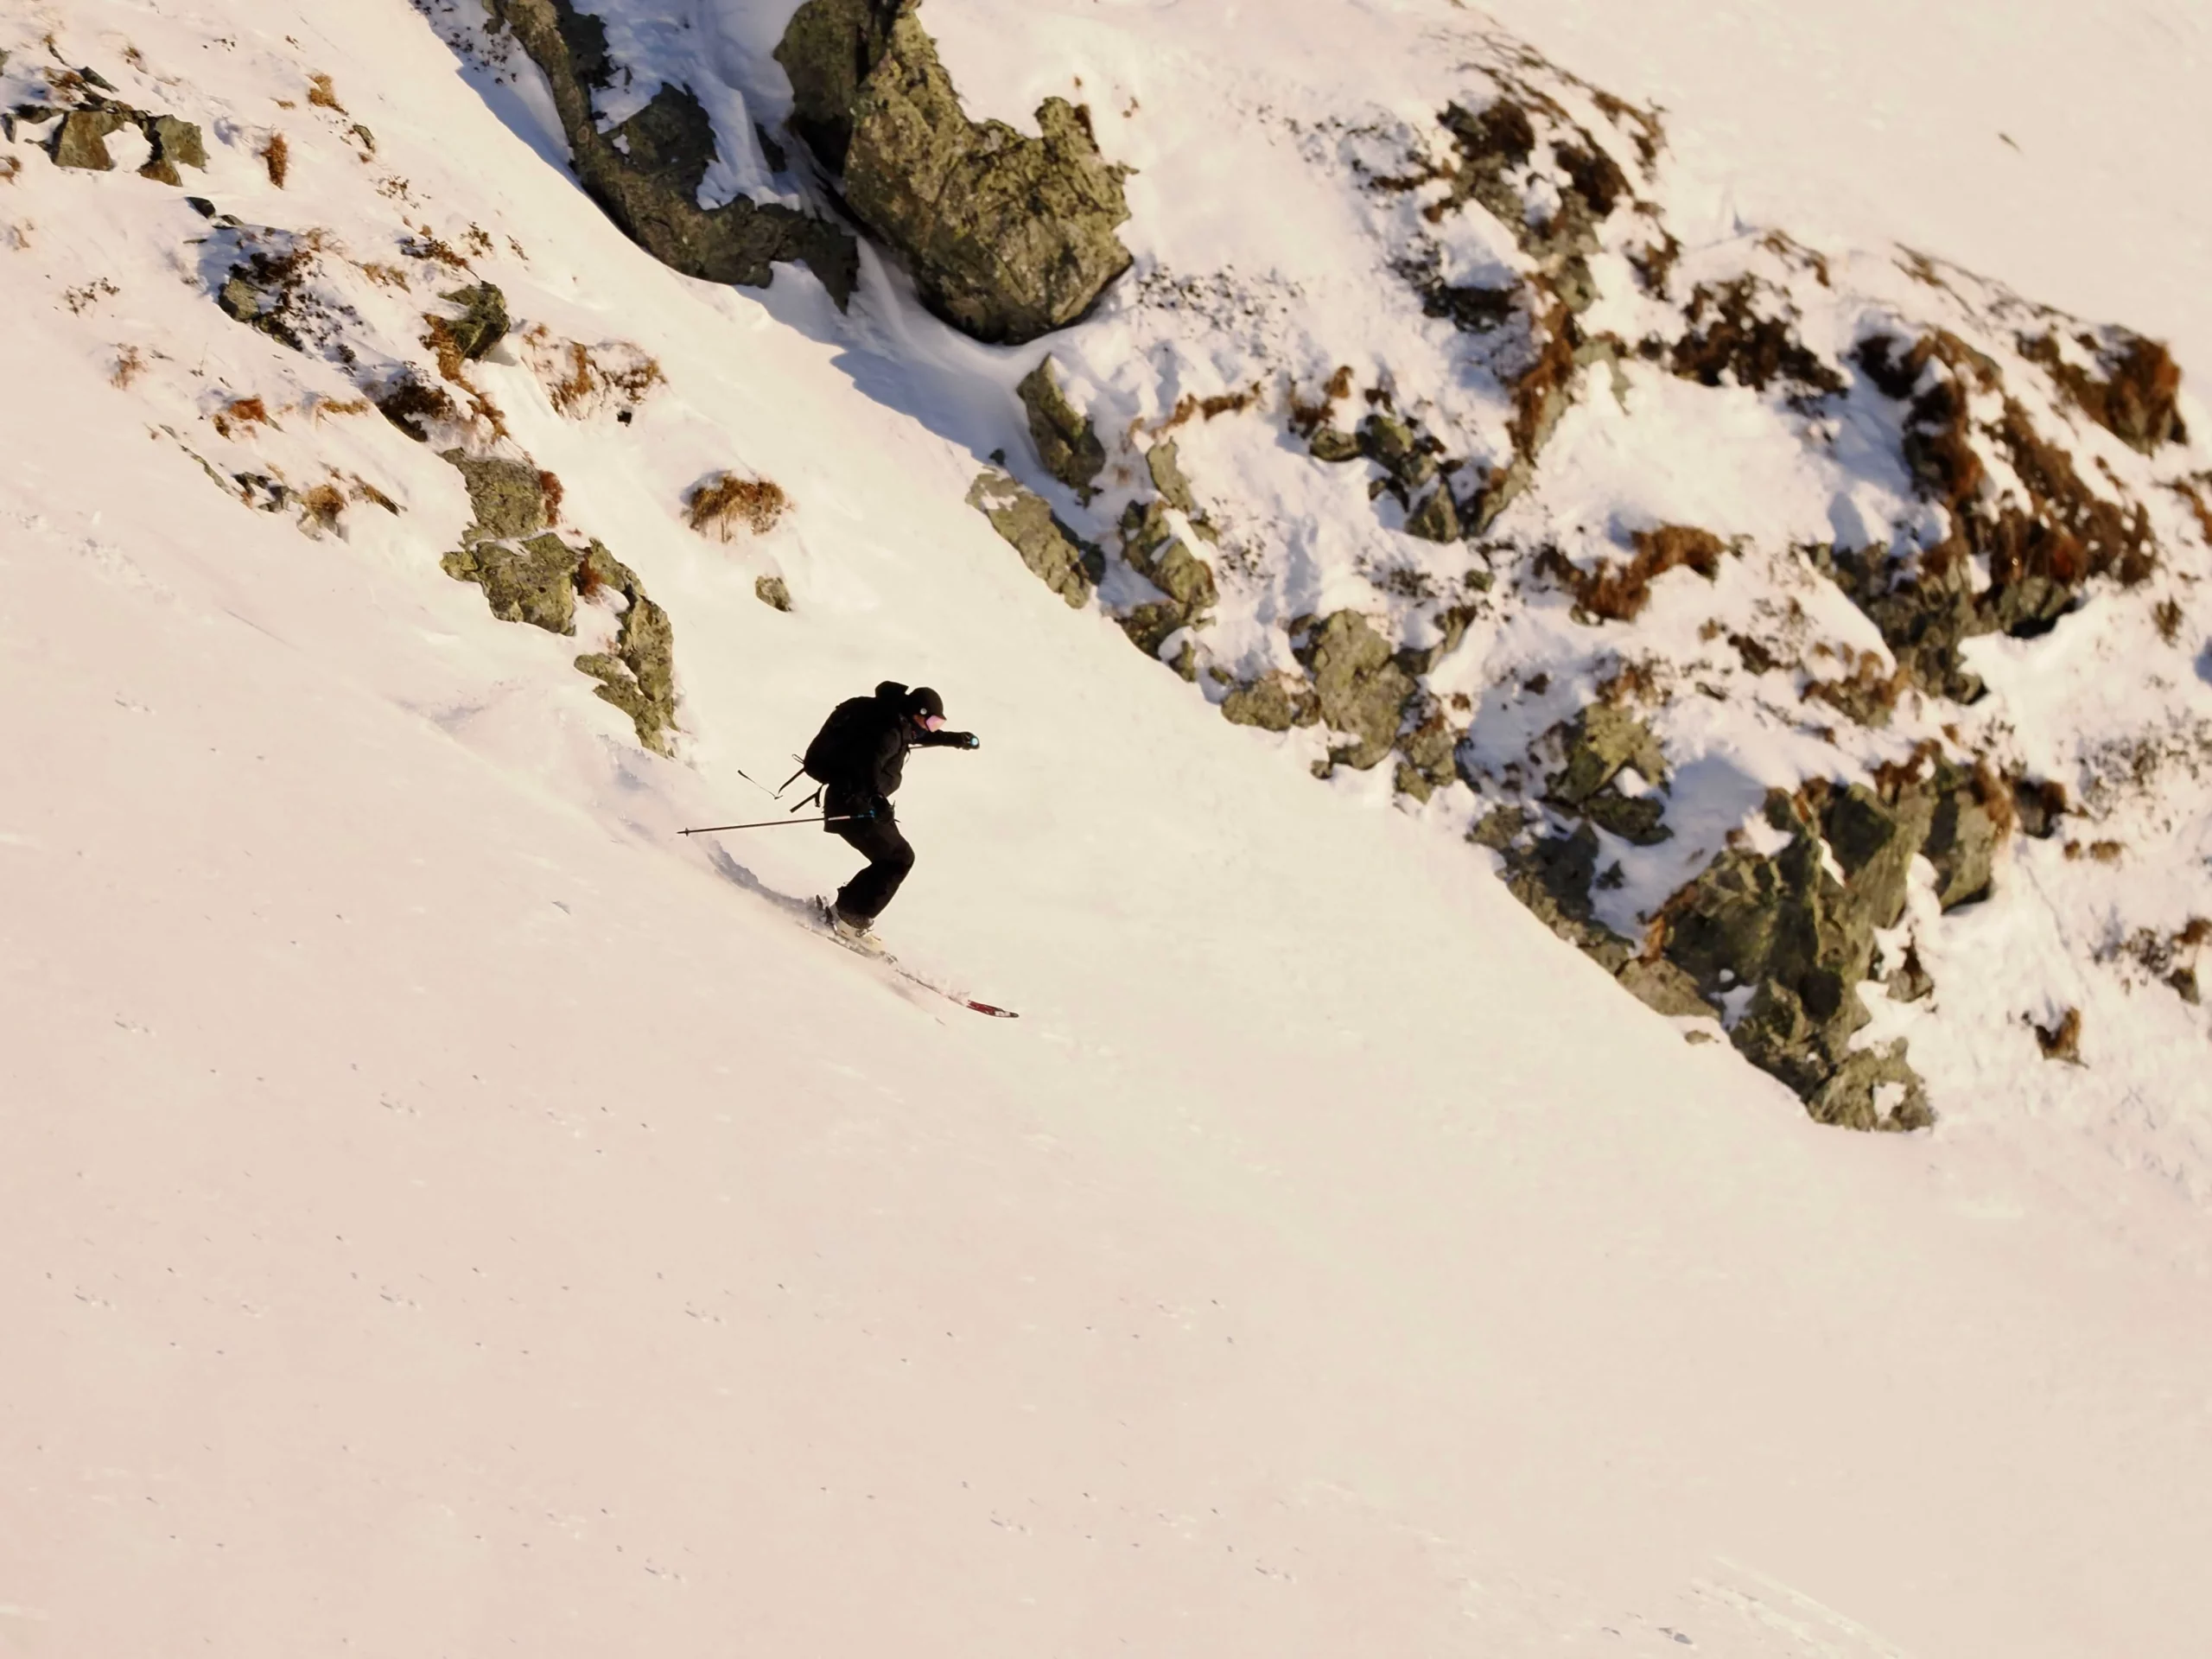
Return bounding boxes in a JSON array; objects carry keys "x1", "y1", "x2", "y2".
[{"x1": 957, "y1": 732, "x2": 980, "y2": 750}]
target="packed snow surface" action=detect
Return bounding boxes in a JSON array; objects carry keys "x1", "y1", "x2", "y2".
[{"x1": 3, "y1": 2, "x2": 2208, "y2": 1656}]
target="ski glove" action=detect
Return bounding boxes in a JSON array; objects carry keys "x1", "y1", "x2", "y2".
[{"x1": 957, "y1": 732, "x2": 980, "y2": 749}]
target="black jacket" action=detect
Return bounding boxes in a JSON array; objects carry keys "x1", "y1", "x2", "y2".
[{"x1": 825, "y1": 683, "x2": 974, "y2": 812}]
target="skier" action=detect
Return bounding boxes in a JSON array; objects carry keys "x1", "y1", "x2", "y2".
[{"x1": 802, "y1": 682, "x2": 979, "y2": 945}]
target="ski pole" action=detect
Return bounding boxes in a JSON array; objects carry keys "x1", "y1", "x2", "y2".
[{"x1": 678, "y1": 815, "x2": 859, "y2": 836}]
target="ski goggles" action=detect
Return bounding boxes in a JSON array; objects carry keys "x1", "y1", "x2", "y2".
[{"x1": 919, "y1": 714, "x2": 946, "y2": 731}]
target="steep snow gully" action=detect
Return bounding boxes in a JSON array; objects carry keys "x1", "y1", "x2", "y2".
[{"x1": 3, "y1": 2, "x2": 2209, "y2": 1656}]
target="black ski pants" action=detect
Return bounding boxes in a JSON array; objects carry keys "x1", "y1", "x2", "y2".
[{"x1": 831, "y1": 808, "x2": 915, "y2": 923}]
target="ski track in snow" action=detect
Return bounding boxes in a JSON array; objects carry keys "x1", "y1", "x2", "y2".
[{"x1": 1, "y1": 2, "x2": 2208, "y2": 1656}]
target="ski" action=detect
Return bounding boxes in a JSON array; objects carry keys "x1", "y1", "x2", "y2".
[{"x1": 812, "y1": 900, "x2": 1019, "y2": 1018}]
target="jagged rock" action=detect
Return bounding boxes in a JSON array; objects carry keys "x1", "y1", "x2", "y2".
[
  {"x1": 1545, "y1": 703, "x2": 1668, "y2": 808},
  {"x1": 1806, "y1": 1040, "x2": 1933, "y2": 1131},
  {"x1": 1145, "y1": 440, "x2": 1198, "y2": 515},
  {"x1": 1394, "y1": 708, "x2": 1460, "y2": 801},
  {"x1": 50, "y1": 108, "x2": 133, "y2": 169},
  {"x1": 1503, "y1": 823, "x2": 1636, "y2": 973},
  {"x1": 1921, "y1": 760, "x2": 1999, "y2": 910},
  {"x1": 754, "y1": 575, "x2": 793, "y2": 612},
  {"x1": 142, "y1": 114, "x2": 206, "y2": 183},
  {"x1": 441, "y1": 533, "x2": 580, "y2": 634},
  {"x1": 1656, "y1": 789, "x2": 1936, "y2": 1119},
  {"x1": 442, "y1": 450, "x2": 553, "y2": 539},
  {"x1": 1820, "y1": 780, "x2": 1932, "y2": 930},
  {"x1": 573, "y1": 541, "x2": 678, "y2": 755},
  {"x1": 1118, "y1": 601, "x2": 1187, "y2": 659},
  {"x1": 1467, "y1": 804, "x2": 1531, "y2": 850},
  {"x1": 777, "y1": 0, "x2": 1133, "y2": 343},
  {"x1": 438, "y1": 283, "x2": 510, "y2": 361},
  {"x1": 1308, "y1": 425, "x2": 1361, "y2": 463},
  {"x1": 1885, "y1": 939, "x2": 1936, "y2": 1003},
  {"x1": 966, "y1": 468, "x2": 1101, "y2": 607},
  {"x1": 1119, "y1": 498, "x2": 1218, "y2": 614},
  {"x1": 1404, "y1": 484, "x2": 1461, "y2": 543},
  {"x1": 772, "y1": 0, "x2": 902, "y2": 169},
  {"x1": 1220, "y1": 671, "x2": 1319, "y2": 732},
  {"x1": 1582, "y1": 788, "x2": 1670, "y2": 845},
  {"x1": 1617, "y1": 956, "x2": 1713, "y2": 1019},
  {"x1": 1357, "y1": 412, "x2": 1436, "y2": 494},
  {"x1": 1017, "y1": 355, "x2": 1104, "y2": 497},
  {"x1": 492, "y1": 0, "x2": 856, "y2": 301},
  {"x1": 1296, "y1": 611, "x2": 1416, "y2": 771}
]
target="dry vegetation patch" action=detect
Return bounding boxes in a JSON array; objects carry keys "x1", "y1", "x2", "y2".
[
  {"x1": 260, "y1": 131, "x2": 290, "y2": 188},
  {"x1": 686, "y1": 473, "x2": 789, "y2": 540}
]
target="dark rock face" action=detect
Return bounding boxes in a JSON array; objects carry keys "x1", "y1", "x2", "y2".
[
  {"x1": 1543, "y1": 703, "x2": 1670, "y2": 846},
  {"x1": 776, "y1": 0, "x2": 1133, "y2": 344},
  {"x1": 492, "y1": 0, "x2": 856, "y2": 302},
  {"x1": 965, "y1": 468, "x2": 1102, "y2": 607},
  {"x1": 1649, "y1": 785, "x2": 1936, "y2": 1130}
]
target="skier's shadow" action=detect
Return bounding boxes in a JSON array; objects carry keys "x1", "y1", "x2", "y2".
[{"x1": 700, "y1": 840, "x2": 823, "y2": 928}]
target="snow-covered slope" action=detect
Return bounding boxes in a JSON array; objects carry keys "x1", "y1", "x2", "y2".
[{"x1": 3, "y1": 3, "x2": 2209, "y2": 1656}]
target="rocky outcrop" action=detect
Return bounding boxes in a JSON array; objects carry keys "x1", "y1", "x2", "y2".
[
  {"x1": 1220, "y1": 671, "x2": 1320, "y2": 732},
  {"x1": 1296, "y1": 612, "x2": 1418, "y2": 772},
  {"x1": 965, "y1": 468, "x2": 1102, "y2": 607},
  {"x1": 491, "y1": 0, "x2": 856, "y2": 301},
  {"x1": 33, "y1": 99, "x2": 206, "y2": 184},
  {"x1": 442, "y1": 532, "x2": 581, "y2": 633},
  {"x1": 1018, "y1": 356, "x2": 1104, "y2": 497},
  {"x1": 571, "y1": 543, "x2": 678, "y2": 754},
  {"x1": 440, "y1": 529, "x2": 678, "y2": 753},
  {"x1": 1542, "y1": 704, "x2": 1671, "y2": 845},
  {"x1": 1837, "y1": 330, "x2": 2159, "y2": 698},
  {"x1": 435, "y1": 283, "x2": 510, "y2": 362},
  {"x1": 775, "y1": 0, "x2": 1133, "y2": 343},
  {"x1": 442, "y1": 450, "x2": 554, "y2": 539}
]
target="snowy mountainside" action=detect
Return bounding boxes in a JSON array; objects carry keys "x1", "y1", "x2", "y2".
[
  {"x1": 5, "y1": 1, "x2": 2212, "y2": 1655},
  {"x1": 429, "y1": 0, "x2": 2212, "y2": 1161}
]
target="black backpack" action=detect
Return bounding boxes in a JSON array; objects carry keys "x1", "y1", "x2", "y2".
[{"x1": 801, "y1": 692, "x2": 891, "y2": 786}]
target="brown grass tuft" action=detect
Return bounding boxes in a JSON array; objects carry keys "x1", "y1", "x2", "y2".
[
  {"x1": 401, "y1": 227, "x2": 469, "y2": 269},
  {"x1": 686, "y1": 472, "x2": 788, "y2": 541},
  {"x1": 260, "y1": 131, "x2": 290, "y2": 188},
  {"x1": 300, "y1": 482, "x2": 346, "y2": 531},
  {"x1": 311, "y1": 396, "x2": 372, "y2": 420},
  {"x1": 212, "y1": 396, "x2": 274, "y2": 439},
  {"x1": 1558, "y1": 525, "x2": 1726, "y2": 623},
  {"x1": 2021, "y1": 329, "x2": 2184, "y2": 453},
  {"x1": 2153, "y1": 597, "x2": 2184, "y2": 645},
  {"x1": 307, "y1": 73, "x2": 346, "y2": 113},
  {"x1": 521, "y1": 328, "x2": 667, "y2": 418},
  {"x1": 423, "y1": 315, "x2": 467, "y2": 383},
  {"x1": 111, "y1": 346, "x2": 146, "y2": 389},
  {"x1": 2086, "y1": 838, "x2": 2125, "y2": 864},
  {"x1": 359, "y1": 262, "x2": 410, "y2": 289},
  {"x1": 1802, "y1": 647, "x2": 1913, "y2": 728},
  {"x1": 537, "y1": 469, "x2": 564, "y2": 523},
  {"x1": 0, "y1": 156, "x2": 19, "y2": 185},
  {"x1": 2033, "y1": 1007, "x2": 2082, "y2": 1063}
]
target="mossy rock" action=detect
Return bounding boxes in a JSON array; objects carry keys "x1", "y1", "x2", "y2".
[
  {"x1": 780, "y1": 1, "x2": 1133, "y2": 343},
  {"x1": 1017, "y1": 354, "x2": 1105, "y2": 496},
  {"x1": 1220, "y1": 671, "x2": 1319, "y2": 732},
  {"x1": 438, "y1": 283, "x2": 510, "y2": 361},
  {"x1": 1145, "y1": 439, "x2": 1198, "y2": 515},
  {"x1": 966, "y1": 468, "x2": 1101, "y2": 607},
  {"x1": 442, "y1": 449, "x2": 552, "y2": 540},
  {"x1": 441, "y1": 533, "x2": 579, "y2": 634},
  {"x1": 1296, "y1": 611, "x2": 1415, "y2": 772},
  {"x1": 1546, "y1": 703, "x2": 1668, "y2": 808}
]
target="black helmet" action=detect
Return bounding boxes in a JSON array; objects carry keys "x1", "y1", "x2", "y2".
[{"x1": 906, "y1": 685, "x2": 944, "y2": 721}]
